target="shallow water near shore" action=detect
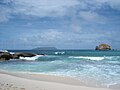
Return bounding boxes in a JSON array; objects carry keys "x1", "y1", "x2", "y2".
[{"x1": 0, "y1": 50, "x2": 120, "y2": 89}]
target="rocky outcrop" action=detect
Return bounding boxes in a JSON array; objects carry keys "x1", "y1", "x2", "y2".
[
  {"x1": 0, "y1": 52, "x2": 12, "y2": 61},
  {"x1": 0, "y1": 52, "x2": 38, "y2": 61},
  {"x1": 15, "y1": 52, "x2": 36, "y2": 57},
  {"x1": 12, "y1": 52, "x2": 36, "y2": 59},
  {"x1": 95, "y1": 44, "x2": 111, "y2": 50}
]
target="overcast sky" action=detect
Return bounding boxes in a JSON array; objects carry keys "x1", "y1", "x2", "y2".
[{"x1": 0, "y1": 0, "x2": 120, "y2": 50}]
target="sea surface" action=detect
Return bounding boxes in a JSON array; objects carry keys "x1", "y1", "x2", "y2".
[{"x1": 0, "y1": 50, "x2": 120, "y2": 89}]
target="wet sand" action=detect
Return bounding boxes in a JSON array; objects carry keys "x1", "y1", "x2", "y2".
[{"x1": 0, "y1": 71, "x2": 114, "y2": 90}]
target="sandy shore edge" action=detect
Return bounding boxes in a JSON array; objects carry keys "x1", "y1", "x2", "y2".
[{"x1": 0, "y1": 71, "x2": 114, "y2": 90}]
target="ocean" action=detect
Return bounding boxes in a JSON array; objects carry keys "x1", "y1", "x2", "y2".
[{"x1": 0, "y1": 50, "x2": 120, "y2": 89}]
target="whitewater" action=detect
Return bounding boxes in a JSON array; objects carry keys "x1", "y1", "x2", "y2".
[{"x1": 0, "y1": 50, "x2": 120, "y2": 89}]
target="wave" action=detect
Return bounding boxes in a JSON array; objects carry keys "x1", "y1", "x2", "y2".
[
  {"x1": 0, "y1": 50, "x2": 15, "y2": 55},
  {"x1": 54, "y1": 51, "x2": 65, "y2": 55},
  {"x1": 19, "y1": 55, "x2": 43, "y2": 61},
  {"x1": 9, "y1": 52, "x2": 15, "y2": 54},
  {"x1": 68, "y1": 56, "x2": 112, "y2": 61},
  {"x1": 0, "y1": 50, "x2": 15, "y2": 54},
  {"x1": 0, "y1": 50, "x2": 8, "y2": 52}
]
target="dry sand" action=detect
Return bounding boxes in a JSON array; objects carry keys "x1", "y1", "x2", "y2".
[{"x1": 0, "y1": 71, "x2": 114, "y2": 90}]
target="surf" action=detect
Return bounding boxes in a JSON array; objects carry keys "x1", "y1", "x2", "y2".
[
  {"x1": 19, "y1": 55, "x2": 43, "y2": 61},
  {"x1": 68, "y1": 56, "x2": 116, "y2": 61}
]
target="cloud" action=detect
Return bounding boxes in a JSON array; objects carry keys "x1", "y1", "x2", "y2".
[
  {"x1": 80, "y1": 0, "x2": 120, "y2": 10},
  {"x1": 19, "y1": 29, "x2": 63, "y2": 45},
  {"x1": 95, "y1": 0, "x2": 120, "y2": 10},
  {"x1": 79, "y1": 11, "x2": 107, "y2": 24},
  {"x1": 0, "y1": 5, "x2": 12, "y2": 22},
  {"x1": 0, "y1": 0, "x2": 120, "y2": 22},
  {"x1": 109, "y1": 0, "x2": 120, "y2": 10},
  {"x1": 13, "y1": 0, "x2": 79, "y2": 17},
  {"x1": 0, "y1": 0, "x2": 79, "y2": 22},
  {"x1": 19, "y1": 29, "x2": 114, "y2": 47}
]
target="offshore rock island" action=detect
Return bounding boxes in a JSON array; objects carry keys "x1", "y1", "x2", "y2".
[
  {"x1": 32, "y1": 47, "x2": 58, "y2": 50},
  {"x1": 95, "y1": 44, "x2": 111, "y2": 50}
]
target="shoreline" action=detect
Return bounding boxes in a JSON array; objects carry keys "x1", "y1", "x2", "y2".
[
  {"x1": 0, "y1": 71, "x2": 114, "y2": 90},
  {"x1": 0, "y1": 70, "x2": 84, "y2": 86}
]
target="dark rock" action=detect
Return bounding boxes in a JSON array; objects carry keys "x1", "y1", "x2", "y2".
[
  {"x1": 37, "y1": 54, "x2": 46, "y2": 56},
  {"x1": 13, "y1": 52, "x2": 36, "y2": 59},
  {"x1": 95, "y1": 44, "x2": 111, "y2": 50},
  {"x1": 12, "y1": 54, "x2": 19, "y2": 59},
  {"x1": 0, "y1": 51, "x2": 43, "y2": 60},
  {"x1": 0, "y1": 52, "x2": 12, "y2": 61}
]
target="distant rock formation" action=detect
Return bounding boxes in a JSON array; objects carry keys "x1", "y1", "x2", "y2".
[
  {"x1": 33, "y1": 47, "x2": 57, "y2": 50},
  {"x1": 95, "y1": 44, "x2": 111, "y2": 50}
]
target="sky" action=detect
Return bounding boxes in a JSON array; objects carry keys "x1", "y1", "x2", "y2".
[{"x1": 0, "y1": 0, "x2": 120, "y2": 50}]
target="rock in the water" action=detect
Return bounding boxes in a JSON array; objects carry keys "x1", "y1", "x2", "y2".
[
  {"x1": 95, "y1": 44, "x2": 111, "y2": 50},
  {"x1": 12, "y1": 52, "x2": 36, "y2": 59},
  {"x1": 0, "y1": 52, "x2": 12, "y2": 61},
  {"x1": 0, "y1": 51, "x2": 42, "y2": 60}
]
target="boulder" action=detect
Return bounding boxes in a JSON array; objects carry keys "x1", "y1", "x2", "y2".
[
  {"x1": 0, "y1": 51, "x2": 42, "y2": 60},
  {"x1": 95, "y1": 44, "x2": 111, "y2": 50},
  {"x1": 0, "y1": 52, "x2": 12, "y2": 61},
  {"x1": 12, "y1": 52, "x2": 36, "y2": 59}
]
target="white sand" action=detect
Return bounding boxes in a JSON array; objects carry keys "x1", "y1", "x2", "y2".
[{"x1": 0, "y1": 71, "x2": 114, "y2": 90}]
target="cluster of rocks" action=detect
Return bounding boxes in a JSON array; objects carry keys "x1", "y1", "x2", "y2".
[
  {"x1": 95, "y1": 44, "x2": 111, "y2": 50},
  {"x1": 0, "y1": 51, "x2": 38, "y2": 61}
]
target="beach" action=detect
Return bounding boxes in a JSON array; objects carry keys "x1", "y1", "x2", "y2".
[
  {"x1": 0, "y1": 50, "x2": 120, "y2": 90},
  {"x1": 0, "y1": 0, "x2": 120, "y2": 89},
  {"x1": 0, "y1": 71, "x2": 115, "y2": 90}
]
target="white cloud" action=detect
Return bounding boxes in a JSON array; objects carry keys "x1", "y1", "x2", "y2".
[
  {"x1": 20, "y1": 29, "x2": 64, "y2": 45},
  {"x1": 0, "y1": 7, "x2": 12, "y2": 22},
  {"x1": 19, "y1": 29, "x2": 111, "y2": 47},
  {"x1": 109, "y1": 0, "x2": 120, "y2": 10},
  {"x1": 0, "y1": 0, "x2": 79, "y2": 22},
  {"x1": 0, "y1": 0, "x2": 120, "y2": 22},
  {"x1": 94, "y1": 0, "x2": 120, "y2": 10},
  {"x1": 0, "y1": 0, "x2": 14, "y2": 22},
  {"x1": 79, "y1": 11, "x2": 107, "y2": 24},
  {"x1": 13, "y1": 0, "x2": 79, "y2": 17},
  {"x1": 40, "y1": 30, "x2": 63, "y2": 42}
]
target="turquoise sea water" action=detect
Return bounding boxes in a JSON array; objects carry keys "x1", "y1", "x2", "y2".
[{"x1": 0, "y1": 50, "x2": 120, "y2": 89}]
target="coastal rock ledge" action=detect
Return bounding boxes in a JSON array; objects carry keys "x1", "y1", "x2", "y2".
[
  {"x1": 0, "y1": 51, "x2": 44, "y2": 61},
  {"x1": 95, "y1": 44, "x2": 111, "y2": 50}
]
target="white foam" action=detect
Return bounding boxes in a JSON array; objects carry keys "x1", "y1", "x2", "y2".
[
  {"x1": 0, "y1": 50, "x2": 8, "y2": 52},
  {"x1": 69, "y1": 56, "x2": 107, "y2": 61},
  {"x1": 20, "y1": 55, "x2": 43, "y2": 61},
  {"x1": 9, "y1": 52, "x2": 15, "y2": 54},
  {"x1": 55, "y1": 52, "x2": 65, "y2": 55}
]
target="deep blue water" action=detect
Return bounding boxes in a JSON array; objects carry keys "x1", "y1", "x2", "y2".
[{"x1": 0, "y1": 50, "x2": 120, "y2": 89}]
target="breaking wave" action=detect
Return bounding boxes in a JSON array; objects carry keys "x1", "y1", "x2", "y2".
[
  {"x1": 0, "y1": 50, "x2": 8, "y2": 52},
  {"x1": 54, "y1": 51, "x2": 65, "y2": 55},
  {"x1": 68, "y1": 56, "x2": 113, "y2": 61},
  {"x1": 19, "y1": 55, "x2": 43, "y2": 61}
]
